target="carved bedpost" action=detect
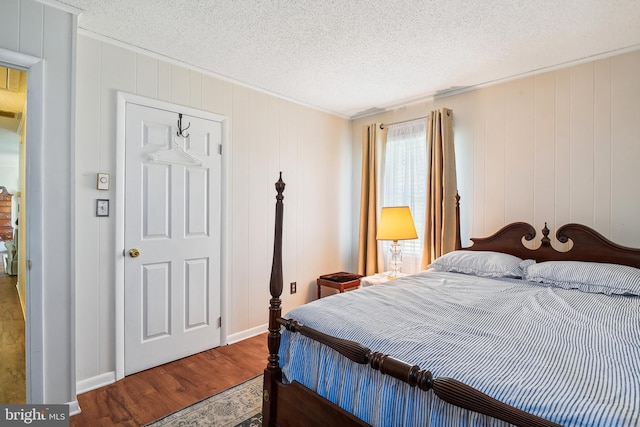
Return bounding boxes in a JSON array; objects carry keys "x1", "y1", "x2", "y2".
[
  {"x1": 454, "y1": 192, "x2": 462, "y2": 250},
  {"x1": 263, "y1": 173, "x2": 285, "y2": 426}
]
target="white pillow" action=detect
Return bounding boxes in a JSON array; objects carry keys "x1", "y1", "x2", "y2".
[
  {"x1": 522, "y1": 261, "x2": 640, "y2": 296},
  {"x1": 429, "y1": 250, "x2": 525, "y2": 278}
]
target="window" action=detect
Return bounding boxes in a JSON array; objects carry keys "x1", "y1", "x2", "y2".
[{"x1": 380, "y1": 119, "x2": 427, "y2": 273}]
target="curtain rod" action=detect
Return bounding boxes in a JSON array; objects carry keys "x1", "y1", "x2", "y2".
[{"x1": 379, "y1": 116, "x2": 427, "y2": 129}]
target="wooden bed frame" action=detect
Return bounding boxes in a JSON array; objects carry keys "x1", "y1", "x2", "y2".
[{"x1": 262, "y1": 175, "x2": 640, "y2": 426}]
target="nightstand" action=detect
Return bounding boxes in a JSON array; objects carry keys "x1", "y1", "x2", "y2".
[
  {"x1": 360, "y1": 272, "x2": 409, "y2": 287},
  {"x1": 317, "y1": 272, "x2": 363, "y2": 299}
]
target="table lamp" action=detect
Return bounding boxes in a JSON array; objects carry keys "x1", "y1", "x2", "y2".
[{"x1": 376, "y1": 206, "x2": 418, "y2": 278}]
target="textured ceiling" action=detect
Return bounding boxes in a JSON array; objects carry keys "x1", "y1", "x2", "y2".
[{"x1": 59, "y1": 0, "x2": 640, "y2": 117}]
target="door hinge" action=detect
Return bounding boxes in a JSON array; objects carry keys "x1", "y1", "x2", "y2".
[
  {"x1": 218, "y1": 144, "x2": 222, "y2": 155},
  {"x1": 27, "y1": 260, "x2": 32, "y2": 270},
  {"x1": 217, "y1": 316, "x2": 222, "y2": 328}
]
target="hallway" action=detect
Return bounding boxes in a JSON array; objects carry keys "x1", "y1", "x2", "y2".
[{"x1": 0, "y1": 263, "x2": 25, "y2": 403}]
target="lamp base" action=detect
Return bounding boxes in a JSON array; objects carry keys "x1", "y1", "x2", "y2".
[{"x1": 389, "y1": 240, "x2": 402, "y2": 278}]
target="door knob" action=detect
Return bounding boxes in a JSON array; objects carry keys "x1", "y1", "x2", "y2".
[{"x1": 129, "y1": 248, "x2": 140, "y2": 258}]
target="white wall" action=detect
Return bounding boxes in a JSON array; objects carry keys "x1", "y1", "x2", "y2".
[
  {"x1": 352, "y1": 50, "x2": 640, "y2": 261},
  {"x1": 74, "y1": 35, "x2": 353, "y2": 388},
  {"x1": 0, "y1": 0, "x2": 77, "y2": 406},
  {"x1": 0, "y1": 129, "x2": 19, "y2": 193}
]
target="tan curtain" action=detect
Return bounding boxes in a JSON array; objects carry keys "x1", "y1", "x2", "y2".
[
  {"x1": 357, "y1": 123, "x2": 386, "y2": 275},
  {"x1": 421, "y1": 108, "x2": 457, "y2": 268}
]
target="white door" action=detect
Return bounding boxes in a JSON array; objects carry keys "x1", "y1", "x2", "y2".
[{"x1": 124, "y1": 103, "x2": 222, "y2": 375}]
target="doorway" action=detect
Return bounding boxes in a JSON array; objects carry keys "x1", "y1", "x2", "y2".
[{"x1": 0, "y1": 65, "x2": 27, "y2": 403}]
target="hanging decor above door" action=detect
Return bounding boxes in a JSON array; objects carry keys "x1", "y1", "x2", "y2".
[
  {"x1": 176, "y1": 113, "x2": 190, "y2": 138},
  {"x1": 147, "y1": 113, "x2": 202, "y2": 167}
]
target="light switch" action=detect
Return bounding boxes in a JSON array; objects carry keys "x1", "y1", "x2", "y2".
[
  {"x1": 96, "y1": 199, "x2": 109, "y2": 217},
  {"x1": 97, "y1": 173, "x2": 110, "y2": 190}
]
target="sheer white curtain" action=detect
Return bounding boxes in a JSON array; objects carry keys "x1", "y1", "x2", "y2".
[{"x1": 380, "y1": 119, "x2": 427, "y2": 273}]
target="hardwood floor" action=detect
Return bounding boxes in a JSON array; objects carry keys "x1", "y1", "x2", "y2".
[
  {"x1": 0, "y1": 262, "x2": 268, "y2": 425},
  {"x1": 0, "y1": 267, "x2": 25, "y2": 404},
  {"x1": 71, "y1": 333, "x2": 268, "y2": 426}
]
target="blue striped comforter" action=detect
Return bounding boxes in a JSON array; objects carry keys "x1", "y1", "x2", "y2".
[{"x1": 280, "y1": 271, "x2": 640, "y2": 426}]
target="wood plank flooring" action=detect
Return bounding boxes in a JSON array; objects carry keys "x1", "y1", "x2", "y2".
[
  {"x1": 71, "y1": 333, "x2": 268, "y2": 426},
  {"x1": 0, "y1": 268, "x2": 25, "y2": 404},
  {"x1": 1, "y1": 263, "x2": 267, "y2": 425}
]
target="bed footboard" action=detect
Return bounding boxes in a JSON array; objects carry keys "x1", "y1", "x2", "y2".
[
  {"x1": 263, "y1": 174, "x2": 560, "y2": 427},
  {"x1": 277, "y1": 318, "x2": 560, "y2": 427}
]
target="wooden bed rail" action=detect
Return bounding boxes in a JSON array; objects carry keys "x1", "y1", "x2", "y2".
[
  {"x1": 263, "y1": 174, "x2": 561, "y2": 427},
  {"x1": 278, "y1": 317, "x2": 561, "y2": 427}
]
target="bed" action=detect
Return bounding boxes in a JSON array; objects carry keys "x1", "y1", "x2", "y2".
[{"x1": 262, "y1": 174, "x2": 640, "y2": 427}]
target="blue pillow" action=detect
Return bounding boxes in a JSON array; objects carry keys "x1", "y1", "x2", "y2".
[
  {"x1": 429, "y1": 250, "x2": 525, "y2": 278},
  {"x1": 522, "y1": 260, "x2": 640, "y2": 296}
]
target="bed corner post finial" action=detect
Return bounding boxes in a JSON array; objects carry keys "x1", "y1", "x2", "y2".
[
  {"x1": 541, "y1": 222, "x2": 551, "y2": 247},
  {"x1": 264, "y1": 172, "x2": 285, "y2": 426}
]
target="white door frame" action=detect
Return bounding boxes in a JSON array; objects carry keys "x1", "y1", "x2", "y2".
[
  {"x1": 115, "y1": 92, "x2": 231, "y2": 380},
  {"x1": 0, "y1": 47, "x2": 45, "y2": 403}
]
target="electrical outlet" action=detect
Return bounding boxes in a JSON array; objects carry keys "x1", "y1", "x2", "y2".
[{"x1": 290, "y1": 282, "x2": 297, "y2": 294}]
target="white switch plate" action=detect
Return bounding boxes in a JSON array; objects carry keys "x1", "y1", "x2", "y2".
[{"x1": 97, "y1": 173, "x2": 110, "y2": 190}]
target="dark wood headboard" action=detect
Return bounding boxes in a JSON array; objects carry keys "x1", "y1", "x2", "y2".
[
  {"x1": 454, "y1": 197, "x2": 640, "y2": 269},
  {"x1": 458, "y1": 222, "x2": 640, "y2": 269}
]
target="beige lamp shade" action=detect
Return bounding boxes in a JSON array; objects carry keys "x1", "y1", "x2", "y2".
[{"x1": 376, "y1": 206, "x2": 418, "y2": 241}]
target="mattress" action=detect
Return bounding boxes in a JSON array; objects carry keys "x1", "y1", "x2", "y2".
[{"x1": 279, "y1": 271, "x2": 640, "y2": 426}]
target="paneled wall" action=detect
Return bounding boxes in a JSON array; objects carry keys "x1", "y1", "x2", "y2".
[
  {"x1": 0, "y1": 0, "x2": 76, "y2": 405},
  {"x1": 75, "y1": 35, "x2": 352, "y2": 387},
  {"x1": 352, "y1": 50, "x2": 640, "y2": 258}
]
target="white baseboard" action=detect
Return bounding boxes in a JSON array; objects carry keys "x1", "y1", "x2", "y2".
[
  {"x1": 68, "y1": 400, "x2": 81, "y2": 416},
  {"x1": 226, "y1": 323, "x2": 267, "y2": 345},
  {"x1": 76, "y1": 371, "x2": 116, "y2": 395},
  {"x1": 74, "y1": 327, "x2": 265, "y2": 400}
]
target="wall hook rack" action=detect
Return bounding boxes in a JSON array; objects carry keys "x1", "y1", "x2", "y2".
[{"x1": 177, "y1": 113, "x2": 191, "y2": 138}]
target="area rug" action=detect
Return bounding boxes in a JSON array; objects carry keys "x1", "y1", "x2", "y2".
[{"x1": 146, "y1": 375, "x2": 263, "y2": 426}]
